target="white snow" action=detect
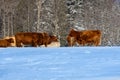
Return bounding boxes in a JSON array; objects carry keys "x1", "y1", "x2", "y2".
[{"x1": 0, "y1": 47, "x2": 120, "y2": 80}]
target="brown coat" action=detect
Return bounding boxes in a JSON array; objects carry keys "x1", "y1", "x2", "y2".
[
  {"x1": 4, "y1": 36, "x2": 16, "y2": 47},
  {"x1": 66, "y1": 35, "x2": 76, "y2": 46},
  {"x1": 15, "y1": 32, "x2": 41, "y2": 47},
  {"x1": 0, "y1": 38, "x2": 14, "y2": 47},
  {"x1": 67, "y1": 29, "x2": 101, "y2": 46},
  {"x1": 15, "y1": 32, "x2": 59, "y2": 47},
  {"x1": 39, "y1": 34, "x2": 59, "y2": 47}
]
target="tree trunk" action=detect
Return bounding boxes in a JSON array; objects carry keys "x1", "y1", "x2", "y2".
[
  {"x1": 2, "y1": 0, "x2": 6, "y2": 37},
  {"x1": 36, "y1": 0, "x2": 41, "y2": 32}
]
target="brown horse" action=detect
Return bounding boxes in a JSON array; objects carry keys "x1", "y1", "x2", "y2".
[{"x1": 67, "y1": 29, "x2": 101, "y2": 46}]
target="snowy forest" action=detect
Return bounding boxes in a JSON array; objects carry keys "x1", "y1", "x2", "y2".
[{"x1": 0, "y1": 0, "x2": 120, "y2": 46}]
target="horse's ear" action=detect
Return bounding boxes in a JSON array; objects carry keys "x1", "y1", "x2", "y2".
[
  {"x1": 70, "y1": 28, "x2": 75, "y2": 32},
  {"x1": 72, "y1": 28, "x2": 74, "y2": 31}
]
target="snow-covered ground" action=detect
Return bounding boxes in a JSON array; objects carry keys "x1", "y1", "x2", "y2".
[{"x1": 0, "y1": 47, "x2": 120, "y2": 80}]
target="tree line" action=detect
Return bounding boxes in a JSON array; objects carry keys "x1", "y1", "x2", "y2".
[{"x1": 0, "y1": 0, "x2": 120, "y2": 46}]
